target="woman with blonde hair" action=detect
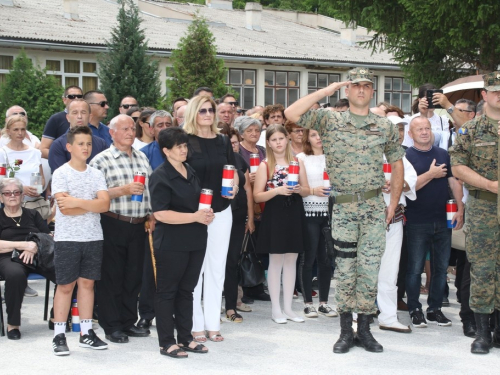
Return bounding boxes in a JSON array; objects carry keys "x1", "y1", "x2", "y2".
[
  {"x1": 184, "y1": 95, "x2": 238, "y2": 343},
  {"x1": 253, "y1": 124, "x2": 306, "y2": 324}
]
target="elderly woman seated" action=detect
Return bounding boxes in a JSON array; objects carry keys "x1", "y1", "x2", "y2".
[{"x1": 0, "y1": 178, "x2": 52, "y2": 340}]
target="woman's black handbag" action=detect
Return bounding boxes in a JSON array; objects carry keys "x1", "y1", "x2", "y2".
[
  {"x1": 238, "y1": 232, "x2": 266, "y2": 288},
  {"x1": 11, "y1": 249, "x2": 38, "y2": 271}
]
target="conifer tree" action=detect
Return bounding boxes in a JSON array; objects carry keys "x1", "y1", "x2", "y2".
[
  {"x1": 167, "y1": 12, "x2": 230, "y2": 101},
  {"x1": 0, "y1": 50, "x2": 63, "y2": 138},
  {"x1": 98, "y1": 0, "x2": 161, "y2": 119}
]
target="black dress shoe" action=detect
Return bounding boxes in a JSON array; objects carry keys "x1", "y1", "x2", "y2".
[
  {"x1": 137, "y1": 318, "x2": 153, "y2": 329},
  {"x1": 105, "y1": 330, "x2": 129, "y2": 343},
  {"x1": 241, "y1": 296, "x2": 254, "y2": 304},
  {"x1": 123, "y1": 325, "x2": 150, "y2": 337},
  {"x1": 252, "y1": 293, "x2": 271, "y2": 302},
  {"x1": 7, "y1": 329, "x2": 21, "y2": 340},
  {"x1": 463, "y1": 321, "x2": 477, "y2": 338}
]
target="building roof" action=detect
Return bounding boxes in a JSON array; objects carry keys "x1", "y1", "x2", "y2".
[{"x1": 0, "y1": 0, "x2": 397, "y2": 66}]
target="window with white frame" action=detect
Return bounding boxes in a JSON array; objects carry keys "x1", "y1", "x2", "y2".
[
  {"x1": 308, "y1": 72, "x2": 340, "y2": 105},
  {"x1": 45, "y1": 59, "x2": 98, "y2": 92},
  {"x1": 0, "y1": 55, "x2": 14, "y2": 85},
  {"x1": 264, "y1": 70, "x2": 300, "y2": 107},
  {"x1": 225, "y1": 69, "x2": 256, "y2": 109},
  {"x1": 384, "y1": 77, "x2": 412, "y2": 114}
]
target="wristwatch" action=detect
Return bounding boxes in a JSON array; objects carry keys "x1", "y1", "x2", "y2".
[{"x1": 446, "y1": 105, "x2": 454, "y2": 114}]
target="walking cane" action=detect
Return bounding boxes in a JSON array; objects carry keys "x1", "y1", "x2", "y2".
[{"x1": 145, "y1": 221, "x2": 157, "y2": 286}]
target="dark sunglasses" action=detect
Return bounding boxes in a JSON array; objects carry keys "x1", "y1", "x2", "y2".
[
  {"x1": 227, "y1": 101, "x2": 239, "y2": 106},
  {"x1": 90, "y1": 101, "x2": 109, "y2": 107},
  {"x1": 10, "y1": 112, "x2": 26, "y2": 117},
  {"x1": 65, "y1": 94, "x2": 83, "y2": 99},
  {"x1": 457, "y1": 108, "x2": 474, "y2": 113},
  {"x1": 120, "y1": 104, "x2": 137, "y2": 109},
  {"x1": 198, "y1": 108, "x2": 215, "y2": 115},
  {"x1": 2, "y1": 190, "x2": 22, "y2": 197}
]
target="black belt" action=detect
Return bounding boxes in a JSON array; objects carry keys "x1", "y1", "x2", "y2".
[{"x1": 102, "y1": 211, "x2": 147, "y2": 224}]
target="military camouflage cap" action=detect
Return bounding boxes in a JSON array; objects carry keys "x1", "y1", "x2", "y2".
[
  {"x1": 347, "y1": 67, "x2": 374, "y2": 84},
  {"x1": 483, "y1": 71, "x2": 500, "y2": 91}
]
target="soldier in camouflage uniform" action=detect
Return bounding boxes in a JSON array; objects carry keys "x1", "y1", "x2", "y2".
[
  {"x1": 449, "y1": 71, "x2": 500, "y2": 354},
  {"x1": 285, "y1": 67, "x2": 404, "y2": 354}
]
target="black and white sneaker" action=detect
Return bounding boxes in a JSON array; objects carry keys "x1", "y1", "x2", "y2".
[
  {"x1": 303, "y1": 305, "x2": 318, "y2": 318},
  {"x1": 410, "y1": 308, "x2": 427, "y2": 328},
  {"x1": 318, "y1": 303, "x2": 338, "y2": 317},
  {"x1": 79, "y1": 329, "x2": 108, "y2": 350},
  {"x1": 426, "y1": 309, "x2": 452, "y2": 327},
  {"x1": 52, "y1": 333, "x2": 70, "y2": 356}
]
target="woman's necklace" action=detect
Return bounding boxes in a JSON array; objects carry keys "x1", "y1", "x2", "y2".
[
  {"x1": 10, "y1": 216, "x2": 21, "y2": 227},
  {"x1": 4, "y1": 208, "x2": 22, "y2": 226}
]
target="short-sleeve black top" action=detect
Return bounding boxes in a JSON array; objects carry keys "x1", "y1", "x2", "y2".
[
  {"x1": 0, "y1": 208, "x2": 50, "y2": 253},
  {"x1": 149, "y1": 159, "x2": 207, "y2": 252},
  {"x1": 186, "y1": 134, "x2": 236, "y2": 213}
]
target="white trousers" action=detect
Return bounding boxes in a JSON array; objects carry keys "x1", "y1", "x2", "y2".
[
  {"x1": 377, "y1": 221, "x2": 403, "y2": 325},
  {"x1": 192, "y1": 206, "x2": 232, "y2": 332}
]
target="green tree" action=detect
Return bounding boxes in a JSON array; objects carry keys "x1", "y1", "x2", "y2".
[
  {"x1": 326, "y1": 0, "x2": 500, "y2": 87},
  {"x1": 167, "y1": 12, "x2": 230, "y2": 101},
  {"x1": 0, "y1": 50, "x2": 63, "y2": 138},
  {"x1": 97, "y1": 0, "x2": 161, "y2": 119}
]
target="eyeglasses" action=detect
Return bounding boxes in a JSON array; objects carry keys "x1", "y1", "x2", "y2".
[
  {"x1": 292, "y1": 129, "x2": 304, "y2": 134},
  {"x1": 89, "y1": 101, "x2": 109, "y2": 107},
  {"x1": 10, "y1": 112, "x2": 26, "y2": 117},
  {"x1": 198, "y1": 108, "x2": 215, "y2": 115},
  {"x1": 65, "y1": 94, "x2": 83, "y2": 99},
  {"x1": 236, "y1": 109, "x2": 244, "y2": 114},
  {"x1": 227, "y1": 101, "x2": 239, "y2": 106},
  {"x1": 120, "y1": 104, "x2": 137, "y2": 109},
  {"x1": 457, "y1": 108, "x2": 474, "y2": 113},
  {"x1": 1, "y1": 190, "x2": 22, "y2": 197}
]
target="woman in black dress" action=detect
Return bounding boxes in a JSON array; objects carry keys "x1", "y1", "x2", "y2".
[
  {"x1": 149, "y1": 127, "x2": 214, "y2": 358},
  {"x1": 253, "y1": 125, "x2": 306, "y2": 324}
]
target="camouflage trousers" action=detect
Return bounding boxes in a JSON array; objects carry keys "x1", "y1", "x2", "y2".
[
  {"x1": 465, "y1": 195, "x2": 500, "y2": 314},
  {"x1": 332, "y1": 195, "x2": 386, "y2": 314}
]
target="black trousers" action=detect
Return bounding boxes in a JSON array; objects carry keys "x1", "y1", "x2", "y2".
[
  {"x1": 155, "y1": 249, "x2": 205, "y2": 348},
  {"x1": 97, "y1": 215, "x2": 146, "y2": 335},
  {"x1": 0, "y1": 253, "x2": 55, "y2": 326},
  {"x1": 455, "y1": 250, "x2": 467, "y2": 302},
  {"x1": 459, "y1": 255, "x2": 474, "y2": 323},
  {"x1": 397, "y1": 225, "x2": 408, "y2": 300},
  {"x1": 139, "y1": 237, "x2": 156, "y2": 320},
  {"x1": 299, "y1": 216, "x2": 332, "y2": 303},
  {"x1": 224, "y1": 207, "x2": 246, "y2": 311}
]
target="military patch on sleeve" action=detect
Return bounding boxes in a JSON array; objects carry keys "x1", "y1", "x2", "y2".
[{"x1": 458, "y1": 127, "x2": 468, "y2": 135}]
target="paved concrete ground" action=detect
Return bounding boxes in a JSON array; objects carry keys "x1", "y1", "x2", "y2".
[{"x1": 1, "y1": 275, "x2": 499, "y2": 375}]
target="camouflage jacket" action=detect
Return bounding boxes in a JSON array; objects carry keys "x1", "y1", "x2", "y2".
[
  {"x1": 449, "y1": 114, "x2": 498, "y2": 191},
  {"x1": 297, "y1": 109, "x2": 404, "y2": 195}
]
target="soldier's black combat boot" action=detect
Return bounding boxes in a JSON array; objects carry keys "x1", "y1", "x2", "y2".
[
  {"x1": 492, "y1": 310, "x2": 500, "y2": 348},
  {"x1": 333, "y1": 313, "x2": 354, "y2": 354},
  {"x1": 354, "y1": 314, "x2": 383, "y2": 353},
  {"x1": 471, "y1": 313, "x2": 492, "y2": 354}
]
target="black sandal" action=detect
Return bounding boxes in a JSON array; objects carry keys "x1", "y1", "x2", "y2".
[
  {"x1": 226, "y1": 310, "x2": 243, "y2": 323},
  {"x1": 160, "y1": 344, "x2": 188, "y2": 359},
  {"x1": 180, "y1": 341, "x2": 209, "y2": 354}
]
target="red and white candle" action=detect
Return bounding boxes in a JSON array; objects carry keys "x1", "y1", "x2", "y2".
[
  {"x1": 383, "y1": 162, "x2": 391, "y2": 181},
  {"x1": 221, "y1": 165, "x2": 235, "y2": 197},
  {"x1": 323, "y1": 169, "x2": 331, "y2": 192},
  {"x1": 0, "y1": 163, "x2": 6, "y2": 180},
  {"x1": 446, "y1": 199, "x2": 458, "y2": 229},
  {"x1": 287, "y1": 161, "x2": 299, "y2": 186},
  {"x1": 199, "y1": 189, "x2": 213, "y2": 210},
  {"x1": 249, "y1": 153, "x2": 260, "y2": 173}
]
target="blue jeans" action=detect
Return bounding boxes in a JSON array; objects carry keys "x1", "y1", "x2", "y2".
[{"x1": 405, "y1": 221, "x2": 451, "y2": 312}]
